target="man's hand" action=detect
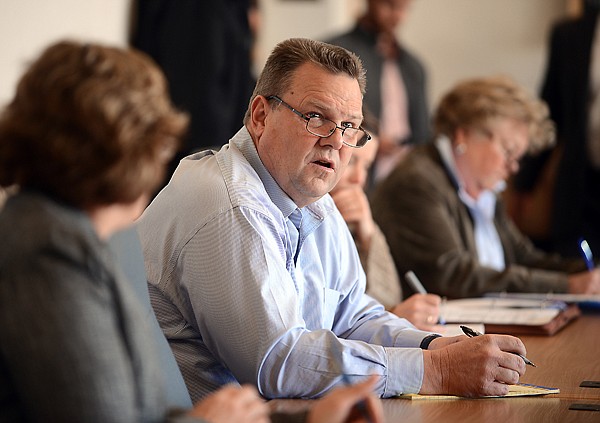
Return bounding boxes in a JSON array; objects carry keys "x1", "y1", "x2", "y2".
[
  {"x1": 421, "y1": 334, "x2": 527, "y2": 397},
  {"x1": 308, "y1": 375, "x2": 384, "y2": 423}
]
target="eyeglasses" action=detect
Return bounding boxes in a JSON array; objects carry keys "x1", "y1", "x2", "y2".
[
  {"x1": 480, "y1": 128, "x2": 524, "y2": 171},
  {"x1": 498, "y1": 142, "x2": 522, "y2": 169},
  {"x1": 267, "y1": 95, "x2": 371, "y2": 148}
]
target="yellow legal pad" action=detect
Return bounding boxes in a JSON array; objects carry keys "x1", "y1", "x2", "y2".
[{"x1": 396, "y1": 384, "x2": 560, "y2": 400}]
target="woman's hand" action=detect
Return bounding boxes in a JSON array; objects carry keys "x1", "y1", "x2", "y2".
[{"x1": 390, "y1": 293, "x2": 441, "y2": 330}]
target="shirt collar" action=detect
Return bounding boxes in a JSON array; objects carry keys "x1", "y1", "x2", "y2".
[
  {"x1": 435, "y1": 135, "x2": 506, "y2": 221},
  {"x1": 434, "y1": 135, "x2": 506, "y2": 205},
  {"x1": 231, "y1": 127, "x2": 335, "y2": 221}
]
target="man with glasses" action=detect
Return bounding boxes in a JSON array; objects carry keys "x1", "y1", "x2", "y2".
[{"x1": 138, "y1": 38, "x2": 528, "y2": 402}]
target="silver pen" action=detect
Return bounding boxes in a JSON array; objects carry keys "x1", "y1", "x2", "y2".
[
  {"x1": 404, "y1": 270, "x2": 427, "y2": 294},
  {"x1": 404, "y1": 271, "x2": 446, "y2": 324}
]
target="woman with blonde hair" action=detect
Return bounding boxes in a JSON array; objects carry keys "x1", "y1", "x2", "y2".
[{"x1": 372, "y1": 75, "x2": 600, "y2": 298}]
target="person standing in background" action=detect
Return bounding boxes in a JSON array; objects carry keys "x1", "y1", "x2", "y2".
[
  {"x1": 130, "y1": 0, "x2": 256, "y2": 184},
  {"x1": 327, "y1": 0, "x2": 430, "y2": 188},
  {"x1": 513, "y1": 0, "x2": 600, "y2": 257}
]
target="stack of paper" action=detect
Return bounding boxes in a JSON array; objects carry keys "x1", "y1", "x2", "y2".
[
  {"x1": 439, "y1": 297, "x2": 579, "y2": 336},
  {"x1": 441, "y1": 298, "x2": 563, "y2": 326},
  {"x1": 484, "y1": 292, "x2": 600, "y2": 310},
  {"x1": 433, "y1": 323, "x2": 485, "y2": 337}
]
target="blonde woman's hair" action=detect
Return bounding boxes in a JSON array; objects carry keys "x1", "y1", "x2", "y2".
[{"x1": 433, "y1": 75, "x2": 555, "y2": 153}]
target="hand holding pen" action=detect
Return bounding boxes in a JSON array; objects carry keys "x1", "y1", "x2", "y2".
[
  {"x1": 579, "y1": 238, "x2": 595, "y2": 270},
  {"x1": 567, "y1": 239, "x2": 600, "y2": 294},
  {"x1": 403, "y1": 271, "x2": 446, "y2": 327},
  {"x1": 460, "y1": 325, "x2": 536, "y2": 367},
  {"x1": 420, "y1": 327, "x2": 528, "y2": 397}
]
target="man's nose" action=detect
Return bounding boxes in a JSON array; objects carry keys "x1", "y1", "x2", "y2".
[{"x1": 319, "y1": 127, "x2": 344, "y2": 150}]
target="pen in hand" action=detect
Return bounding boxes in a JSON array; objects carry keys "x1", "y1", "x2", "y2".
[
  {"x1": 460, "y1": 325, "x2": 536, "y2": 367},
  {"x1": 404, "y1": 270, "x2": 427, "y2": 294},
  {"x1": 404, "y1": 271, "x2": 446, "y2": 325},
  {"x1": 578, "y1": 238, "x2": 595, "y2": 271}
]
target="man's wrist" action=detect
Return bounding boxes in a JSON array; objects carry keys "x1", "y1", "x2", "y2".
[
  {"x1": 420, "y1": 334, "x2": 442, "y2": 350},
  {"x1": 420, "y1": 349, "x2": 445, "y2": 394}
]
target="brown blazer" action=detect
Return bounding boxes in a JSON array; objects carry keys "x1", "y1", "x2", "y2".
[{"x1": 371, "y1": 143, "x2": 584, "y2": 298}]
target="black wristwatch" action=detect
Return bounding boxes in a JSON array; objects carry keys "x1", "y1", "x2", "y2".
[{"x1": 420, "y1": 334, "x2": 442, "y2": 350}]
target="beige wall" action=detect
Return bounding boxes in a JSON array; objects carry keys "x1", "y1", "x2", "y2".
[
  {"x1": 402, "y1": 0, "x2": 566, "y2": 105},
  {"x1": 0, "y1": 0, "x2": 572, "y2": 109},
  {"x1": 0, "y1": 0, "x2": 130, "y2": 105},
  {"x1": 257, "y1": 0, "x2": 569, "y2": 107}
]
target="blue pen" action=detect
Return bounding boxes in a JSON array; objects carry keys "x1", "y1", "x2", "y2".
[{"x1": 578, "y1": 238, "x2": 594, "y2": 270}]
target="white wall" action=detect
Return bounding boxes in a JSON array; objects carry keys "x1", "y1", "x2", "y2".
[
  {"x1": 257, "y1": 0, "x2": 569, "y2": 107},
  {"x1": 402, "y1": 0, "x2": 567, "y2": 105},
  {"x1": 0, "y1": 0, "x2": 130, "y2": 105},
  {"x1": 0, "y1": 0, "x2": 572, "y2": 109}
]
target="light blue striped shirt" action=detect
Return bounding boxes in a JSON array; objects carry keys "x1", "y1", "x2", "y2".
[{"x1": 138, "y1": 127, "x2": 430, "y2": 401}]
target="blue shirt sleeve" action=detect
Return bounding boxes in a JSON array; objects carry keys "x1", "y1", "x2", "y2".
[
  {"x1": 176, "y1": 201, "x2": 428, "y2": 398},
  {"x1": 139, "y1": 131, "x2": 433, "y2": 400}
]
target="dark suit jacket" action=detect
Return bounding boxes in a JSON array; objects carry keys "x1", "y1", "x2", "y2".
[
  {"x1": 371, "y1": 143, "x2": 584, "y2": 298},
  {"x1": 327, "y1": 24, "x2": 430, "y2": 146},
  {"x1": 515, "y1": 10, "x2": 600, "y2": 256},
  {"x1": 131, "y1": 0, "x2": 255, "y2": 178}
]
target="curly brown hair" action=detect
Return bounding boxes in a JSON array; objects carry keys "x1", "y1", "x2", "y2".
[{"x1": 0, "y1": 40, "x2": 189, "y2": 208}]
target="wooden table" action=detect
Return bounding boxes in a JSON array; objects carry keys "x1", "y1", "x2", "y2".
[
  {"x1": 519, "y1": 314, "x2": 600, "y2": 401},
  {"x1": 269, "y1": 314, "x2": 600, "y2": 422}
]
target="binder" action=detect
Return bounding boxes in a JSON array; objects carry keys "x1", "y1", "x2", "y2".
[
  {"x1": 484, "y1": 304, "x2": 580, "y2": 336},
  {"x1": 441, "y1": 298, "x2": 580, "y2": 336}
]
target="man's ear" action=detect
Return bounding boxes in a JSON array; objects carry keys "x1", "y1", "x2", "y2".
[{"x1": 248, "y1": 95, "x2": 269, "y2": 141}]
